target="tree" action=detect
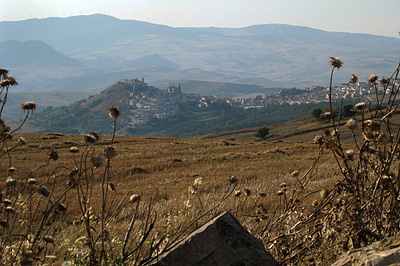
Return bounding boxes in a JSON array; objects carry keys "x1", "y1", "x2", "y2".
[
  {"x1": 255, "y1": 126, "x2": 270, "y2": 139},
  {"x1": 312, "y1": 108, "x2": 322, "y2": 119}
]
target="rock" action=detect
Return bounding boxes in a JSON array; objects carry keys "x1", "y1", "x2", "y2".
[
  {"x1": 332, "y1": 235, "x2": 400, "y2": 266},
  {"x1": 147, "y1": 212, "x2": 279, "y2": 266}
]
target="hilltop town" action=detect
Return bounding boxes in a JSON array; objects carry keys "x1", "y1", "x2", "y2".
[{"x1": 125, "y1": 78, "x2": 388, "y2": 128}]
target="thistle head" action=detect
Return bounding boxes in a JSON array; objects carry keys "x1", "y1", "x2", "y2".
[
  {"x1": 355, "y1": 102, "x2": 366, "y2": 110},
  {"x1": 91, "y1": 155, "x2": 103, "y2": 167},
  {"x1": 108, "y1": 106, "x2": 120, "y2": 119},
  {"x1": 0, "y1": 77, "x2": 18, "y2": 87},
  {"x1": 349, "y1": 74, "x2": 358, "y2": 84},
  {"x1": 0, "y1": 68, "x2": 9, "y2": 79},
  {"x1": 103, "y1": 146, "x2": 117, "y2": 160},
  {"x1": 21, "y1": 101, "x2": 37, "y2": 112},
  {"x1": 345, "y1": 118, "x2": 357, "y2": 130},
  {"x1": 368, "y1": 74, "x2": 379, "y2": 84},
  {"x1": 330, "y1": 57, "x2": 342, "y2": 69}
]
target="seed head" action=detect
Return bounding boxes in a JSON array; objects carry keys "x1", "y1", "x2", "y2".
[
  {"x1": 3, "y1": 199, "x2": 12, "y2": 206},
  {"x1": 91, "y1": 155, "x2": 102, "y2": 167},
  {"x1": 108, "y1": 106, "x2": 120, "y2": 119},
  {"x1": 107, "y1": 182, "x2": 116, "y2": 191},
  {"x1": 355, "y1": 102, "x2": 366, "y2": 110},
  {"x1": 234, "y1": 190, "x2": 241, "y2": 197},
  {"x1": 6, "y1": 177, "x2": 16, "y2": 187},
  {"x1": 330, "y1": 57, "x2": 342, "y2": 69},
  {"x1": 380, "y1": 77, "x2": 389, "y2": 84},
  {"x1": 349, "y1": 74, "x2": 358, "y2": 84},
  {"x1": 228, "y1": 176, "x2": 238, "y2": 184},
  {"x1": 345, "y1": 149, "x2": 354, "y2": 160},
  {"x1": 38, "y1": 185, "x2": 50, "y2": 197},
  {"x1": 291, "y1": 171, "x2": 299, "y2": 178},
  {"x1": 0, "y1": 77, "x2": 18, "y2": 87},
  {"x1": 0, "y1": 68, "x2": 9, "y2": 79},
  {"x1": 21, "y1": 101, "x2": 37, "y2": 112},
  {"x1": 244, "y1": 188, "x2": 251, "y2": 196},
  {"x1": 129, "y1": 194, "x2": 140, "y2": 203},
  {"x1": 313, "y1": 135, "x2": 324, "y2": 145},
  {"x1": 320, "y1": 189, "x2": 329, "y2": 199},
  {"x1": 48, "y1": 150, "x2": 58, "y2": 161},
  {"x1": 69, "y1": 147, "x2": 79, "y2": 153},
  {"x1": 345, "y1": 118, "x2": 357, "y2": 130},
  {"x1": 5, "y1": 206, "x2": 15, "y2": 213},
  {"x1": 277, "y1": 190, "x2": 284, "y2": 196},
  {"x1": 43, "y1": 235, "x2": 54, "y2": 244},
  {"x1": 103, "y1": 146, "x2": 117, "y2": 160},
  {"x1": 57, "y1": 203, "x2": 67, "y2": 212},
  {"x1": 368, "y1": 74, "x2": 379, "y2": 84},
  {"x1": 88, "y1": 131, "x2": 99, "y2": 140},
  {"x1": 28, "y1": 178, "x2": 37, "y2": 185},
  {"x1": 8, "y1": 167, "x2": 15, "y2": 173},
  {"x1": 18, "y1": 137, "x2": 27, "y2": 145},
  {"x1": 84, "y1": 134, "x2": 97, "y2": 144}
]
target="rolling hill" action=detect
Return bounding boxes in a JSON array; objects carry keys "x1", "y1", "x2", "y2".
[{"x1": 0, "y1": 14, "x2": 399, "y2": 94}]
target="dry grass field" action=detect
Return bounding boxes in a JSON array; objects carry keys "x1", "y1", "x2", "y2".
[
  {"x1": 2, "y1": 61, "x2": 400, "y2": 265},
  {"x1": 0, "y1": 118, "x2": 350, "y2": 265}
]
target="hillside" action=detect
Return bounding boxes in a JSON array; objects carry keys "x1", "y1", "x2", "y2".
[
  {"x1": 28, "y1": 78, "x2": 335, "y2": 137},
  {"x1": 1, "y1": 14, "x2": 399, "y2": 93}
]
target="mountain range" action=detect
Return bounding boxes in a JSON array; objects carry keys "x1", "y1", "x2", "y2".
[{"x1": 1, "y1": 14, "x2": 399, "y2": 94}]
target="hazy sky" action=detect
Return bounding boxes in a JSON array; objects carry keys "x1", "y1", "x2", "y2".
[{"x1": 1, "y1": 0, "x2": 399, "y2": 37}]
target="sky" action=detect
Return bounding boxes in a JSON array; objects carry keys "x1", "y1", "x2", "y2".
[{"x1": 0, "y1": 0, "x2": 399, "y2": 38}]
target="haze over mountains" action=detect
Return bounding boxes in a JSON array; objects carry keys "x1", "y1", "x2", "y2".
[{"x1": 0, "y1": 14, "x2": 399, "y2": 94}]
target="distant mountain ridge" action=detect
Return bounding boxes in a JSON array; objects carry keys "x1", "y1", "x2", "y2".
[{"x1": 0, "y1": 14, "x2": 399, "y2": 93}]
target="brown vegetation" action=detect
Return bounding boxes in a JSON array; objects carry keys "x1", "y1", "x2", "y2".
[{"x1": 0, "y1": 60, "x2": 399, "y2": 265}]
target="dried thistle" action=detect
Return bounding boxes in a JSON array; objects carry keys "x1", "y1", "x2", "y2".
[
  {"x1": 43, "y1": 235, "x2": 54, "y2": 244},
  {"x1": 103, "y1": 146, "x2": 117, "y2": 160},
  {"x1": 48, "y1": 150, "x2": 58, "y2": 161},
  {"x1": 349, "y1": 74, "x2": 358, "y2": 84},
  {"x1": 368, "y1": 74, "x2": 379, "y2": 84},
  {"x1": 0, "y1": 77, "x2": 18, "y2": 87},
  {"x1": 88, "y1": 131, "x2": 99, "y2": 141},
  {"x1": 21, "y1": 101, "x2": 37, "y2": 112},
  {"x1": 69, "y1": 147, "x2": 79, "y2": 153},
  {"x1": 0, "y1": 68, "x2": 9, "y2": 79},
  {"x1": 277, "y1": 190, "x2": 285, "y2": 196},
  {"x1": 129, "y1": 194, "x2": 140, "y2": 203},
  {"x1": 345, "y1": 118, "x2": 357, "y2": 130},
  {"x1": 228, "y1": 175, "x2": 238, "y2": 184},
  {"x1": 107, "y1": 182, "x2": 116, "y2": 191},
  {"x1": 6, "y1": 177, "x2": 16, "y2": 187},
  {"x1": 57, "y1": 203, "x2": 67, "y2": 212},
  {"x1": 18, "y1": 137, "x2": 27, "y2": 145},
  {"x1": 313, "y1": 135, "x2": 324, "y2": 145},
  {"x1": 91, "y1": 155, "x2": 102, "y2": 167},
  {"x1": 354, "y1": 102, "x2": 366, "y2": 110},
  {"x1": 380, "y1": 77, "x2": 389, "y2": 84},
  {"x1": 330, "y1": 57, "x2": 342, "y2": 69},
  {"x1": 84, "y1": 134, "x2": 97, "y2": 144},
  {"x1": 38, "y1": 185, "x2": 50, "y2": 197},
  {"x1": 345, "y1": 149, "x2": 355, "y2": 160},
  {"x1": 108, "y1": 106, "x2": 120, "y2": 119},
  {"x1": 27, "y1": 178, "x2": 37, "y2": 185}
]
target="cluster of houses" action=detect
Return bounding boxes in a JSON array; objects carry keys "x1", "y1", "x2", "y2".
[{"x1": 123, "y1": 78, "x2": 396, "y2": 128}]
